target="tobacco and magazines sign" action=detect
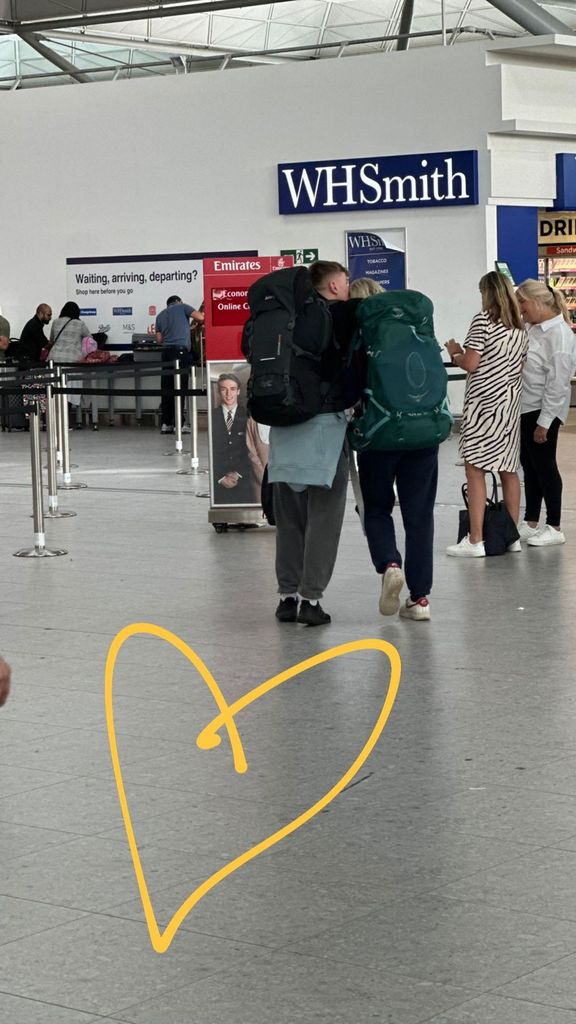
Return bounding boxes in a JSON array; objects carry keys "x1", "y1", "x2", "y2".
[{"x1": 278, "y1": 150, "x2": 478, "y2": 215}]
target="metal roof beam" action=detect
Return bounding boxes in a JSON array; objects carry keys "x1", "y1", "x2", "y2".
[
  {"x1": 488, "y1": 0, "x2": 574, "y2": 34},
  {"x1": 397, "y1": 0, "x2": 414, "y2": 50},
  {"x1": 16, "y1": 31, "x2": 93, "y2": 82},
  {"x1": 15, "y1": 0, "x2": 295, "y2": 33}
]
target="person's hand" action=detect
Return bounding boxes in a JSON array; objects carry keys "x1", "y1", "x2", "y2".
[
  {"x1": 445, "y1": 339, "x2": 463, "y2": 358},
  {"x1": 0, "y1": 657, "x2": 11, "y2": 707},
  {"x1": 534, "y1": 425, "x2": 548, "y2": 444},
  {"x1": 219, "y1": 472, "x2": 241, "y2": 489}
]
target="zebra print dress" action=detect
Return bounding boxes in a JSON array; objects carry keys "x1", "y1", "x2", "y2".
[{"x1": 459, "y1": 311, "x2": 528, "y2": 472}]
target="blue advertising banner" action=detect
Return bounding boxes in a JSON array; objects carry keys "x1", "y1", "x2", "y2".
[
  {"x1": 347, "y1": 230, "x2": 406, "y2": 291},
  {"x1": 278, "y1": 150, "x2": 478, "y2": 215}
]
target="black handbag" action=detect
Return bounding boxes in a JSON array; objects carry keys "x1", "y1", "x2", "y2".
[
  {"x1": 260, "y1": 464, "x2": 276, "y2": 526},
  {"x1": 457, "y1": 471, "x2": 519, "y2": 556}
]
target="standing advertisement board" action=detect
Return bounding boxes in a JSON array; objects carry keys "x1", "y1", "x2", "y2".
[
  {"x1": 346, "y1": 230, "x2": 406, "y2": 291},
  {"x1": 66, "y1": 250, "x2": 257, "y2": 346},
  {"x1": 203, "y1": 255, "x2": 294, "y2": 530}
]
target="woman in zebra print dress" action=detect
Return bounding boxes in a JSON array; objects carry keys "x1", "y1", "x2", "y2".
[{"x1": 445, "y1": 272, "x2": 528, "y2": 557}]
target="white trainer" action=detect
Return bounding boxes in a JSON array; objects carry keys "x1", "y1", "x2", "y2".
[
  {"x1": 379, "y1": 565, "x2": 405, "y2": 616},
  {"x1": 399, "y1": 598, "x2": 431, "y2": 621},
  {"x1": 507, "y1": 540, "x2": 522, "y2": 552},
  {"x1": 518, "y1": 521, "x2": 541, "y2": 541},
  {"x1": 446, "y1": 535, "x2": 486, "y2": 558},
  {"x1": 527, "y1": 525, "x2": 566, "y2": 547}
]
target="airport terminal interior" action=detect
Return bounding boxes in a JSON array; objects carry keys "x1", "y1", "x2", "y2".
[
  {"x1": 0, "y1": 414, "x2": 575, "y2": 1023},
  {"x1": 3, "y1": 1, "x2": 576, "y2": 1022}
]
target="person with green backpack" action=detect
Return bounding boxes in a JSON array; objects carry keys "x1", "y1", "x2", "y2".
[{"x1": 349, "y1": 290, "x2": 452, "y2": 621}]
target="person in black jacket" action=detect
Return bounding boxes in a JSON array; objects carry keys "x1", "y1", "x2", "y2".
[
  {"x1": 270, "y1": 261, "x2": 357, "y2": 627},
  {"x1": 16, "y1": 304, "x2": 52, "y2": 367}
]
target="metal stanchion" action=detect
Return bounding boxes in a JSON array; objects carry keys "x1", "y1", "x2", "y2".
[
  {"x1": 165, "y1": 358, "x2": 184, "y2": 456},
  {"x1": 14, "y1": 404, "x2": 67, "y2": 558},
  {"x1": 54, "y1": 364, "x2": 63, "y2": 467},
  {"x1": 177, "y1": 365, "x2": 207, "y2": 476},
  {"x1": 190, "y1": 365, "x2": 199, "y2": 470},
  {"x1": 59, "y1": 373, "x2": 87, "y2": 490},
  {"x1": 45, "y1": 384, "x2": 76, "y2": 518}
]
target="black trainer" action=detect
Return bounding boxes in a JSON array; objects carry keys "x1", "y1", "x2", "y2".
[
  {"x1": 297, "y1": 600, "x2": 331, "y2": 626},
  {"x1": 275, "y1": 597, "x2": 299, "y2": 622}
]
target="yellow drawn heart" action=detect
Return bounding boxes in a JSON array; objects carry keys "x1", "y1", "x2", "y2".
[{"x1": 105, "y1": 624, "x2": 401, "y2": 953}]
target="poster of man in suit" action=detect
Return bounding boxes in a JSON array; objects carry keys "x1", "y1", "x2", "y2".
[{"x1": 208, "y1": 361, "x2": 268, "y2": 506}]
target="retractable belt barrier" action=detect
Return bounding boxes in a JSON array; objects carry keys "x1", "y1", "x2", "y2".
[
  {"x1": 2, "y1": 362, "x2": 484, "y2": 564},
  {"x1": 1, "y1": 361, "x2": 210, "y2": 559}
]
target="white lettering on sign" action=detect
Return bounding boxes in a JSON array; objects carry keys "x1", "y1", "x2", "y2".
[
  {"x1": 282, "y1": 159, "x2": 470, "y2": 208},
  {"x1": 213, "y1": 260, "x2": 263, "y2": 272},
  {"x1": 279, "y1": 152, "x2": 477, "y2": 214}
]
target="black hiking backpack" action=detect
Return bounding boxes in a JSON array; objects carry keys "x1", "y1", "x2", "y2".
[{"x1": 241, "y1": 266, "x2": 333, "y2": 427}]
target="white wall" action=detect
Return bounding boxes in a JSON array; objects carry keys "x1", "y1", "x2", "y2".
[{"x1": 1, "y1": 37, "x2": 575, "y2": 355}]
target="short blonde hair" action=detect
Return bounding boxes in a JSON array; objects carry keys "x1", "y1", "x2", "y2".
[
  {"x1": 349, "y1": 277, "x2": 385, "y2": 299},
  {"x1": 516, "y1": 278, "x2": 571, "y2": 324}
]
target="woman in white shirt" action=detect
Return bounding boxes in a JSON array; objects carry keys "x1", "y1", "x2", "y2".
[{"x1": 516, "y1": 279, "x2": 576, "y2": 547}]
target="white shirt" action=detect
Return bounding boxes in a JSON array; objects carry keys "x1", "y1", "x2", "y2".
[
  {"x1": 221, "y1": 404, "x2": 237, "y2": 425},
  {"x1": 521, "y1": 315, "x2": 576, "y2": 428}
]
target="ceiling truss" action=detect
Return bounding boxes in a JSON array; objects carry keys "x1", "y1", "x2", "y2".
[{"x1": 0, "y1": 0, "x2": 574, "y2": 89}]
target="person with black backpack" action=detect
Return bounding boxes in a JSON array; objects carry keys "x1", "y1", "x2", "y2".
[{"x1": 242, "y1": 260, "x2": 357, "y2": 626}]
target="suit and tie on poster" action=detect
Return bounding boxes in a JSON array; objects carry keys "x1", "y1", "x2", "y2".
[{"x1": 208, "y1": 361, "x2": 269, "y2": 509}]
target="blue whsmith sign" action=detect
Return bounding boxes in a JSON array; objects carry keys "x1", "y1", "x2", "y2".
[{"x1": 278, "y1": 150, "x2": 478, "y2": 215}]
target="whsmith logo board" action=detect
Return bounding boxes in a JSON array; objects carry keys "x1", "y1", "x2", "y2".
[{"x1": 278, "y1": 150, "x2": 478, "y2": 215}]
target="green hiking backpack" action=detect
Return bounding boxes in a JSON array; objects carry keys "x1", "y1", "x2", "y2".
[{"x1": 348, "y1": 290, "x2": 452, "y2": 452}]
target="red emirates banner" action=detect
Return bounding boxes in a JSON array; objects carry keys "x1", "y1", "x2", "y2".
[{"x1": 203, "y1": 255, "x2": 294, "y2": 360}]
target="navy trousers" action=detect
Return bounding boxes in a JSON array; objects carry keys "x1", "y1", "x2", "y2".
[{"x1": 358, "y1": 446, "x2": 439, "y2": 600}]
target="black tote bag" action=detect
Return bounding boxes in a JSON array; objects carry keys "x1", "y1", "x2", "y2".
[{"x1": 457, "y1": 471, "x2": 519, "y2": 556}]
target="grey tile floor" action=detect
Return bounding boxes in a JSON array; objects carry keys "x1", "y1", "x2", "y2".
[{"x1": 0, "y1": 421, "x2": 575, "y2": 1024}]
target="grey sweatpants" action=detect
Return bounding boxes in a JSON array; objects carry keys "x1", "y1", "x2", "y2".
[{"x1": 274, "y1": 445, "x2": 349, "y2": 601}]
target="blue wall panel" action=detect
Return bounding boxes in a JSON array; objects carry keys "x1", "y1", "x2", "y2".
[{"x1": 496, "y1": 206, "x2": 538, "y2": 283}]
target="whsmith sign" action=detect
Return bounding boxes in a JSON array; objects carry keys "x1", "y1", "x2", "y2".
[{"x1": 278, "y1": 150, "x2": 478, "y2": 215}]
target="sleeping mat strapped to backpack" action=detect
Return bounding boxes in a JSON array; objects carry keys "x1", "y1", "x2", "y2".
[
  {"x1": 348, "y1": 289, "x2": 452, "y2": 452},
  {"x1": 241, "y1": 266, "x2": 333, "y2": 427}
]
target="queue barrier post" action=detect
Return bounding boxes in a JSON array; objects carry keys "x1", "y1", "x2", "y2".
[
  {"x1": 174, "y1": 359, "x2": 183, "y2": 453},
  {"x1": 59, "y1": 372, "x2": 87, "y2": 490},
  {"x1": 14, "y1": 404, "x2": 68, "y2": 558},
  {"x1": 45, "y1": 382, "x2": 76, "y2": 518},
  {"x1": 177, "y1": 366, "x2": 208, "y2": 477},
  {"x1": 190, "y1": 365, "x2": 199, "y2": 470},
  {"x1": 164, "y1": 358, "x2": 185, "y2": 456},
  {"x1": 54, "y1": 364, "x2": 63, "y2": 466}
]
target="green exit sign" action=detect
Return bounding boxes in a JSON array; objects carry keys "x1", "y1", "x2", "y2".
[{"x1": 281, "y1": 248, "x2": 319, "y2": 266}]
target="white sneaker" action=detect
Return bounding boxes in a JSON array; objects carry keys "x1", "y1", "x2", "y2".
[
  {"x1": 527, "y1": 525, "x2": 566, "y2": 547},
  {"x1": 399, "y1": 597, "x2": 431, "y2": 621},
  {"x1": 507, "y1": 540, "x2": 522, "y2": 552},
  {"x1": 181, "y1": 424, "x2": 191, "y2": 434},
  {"x1": 518, "y1": 521, "x2": 541, "y2": 541},
  {"x1": 446, "y1": 535, "x2": 486, "y2": 558},
  {"x1": 379, "y1": 565, "x2": 405, "y2": 616}
]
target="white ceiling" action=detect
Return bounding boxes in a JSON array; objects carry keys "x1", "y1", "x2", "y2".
[{"x1": 1, "y1": 1, "x2": 575, "y2": 88}]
